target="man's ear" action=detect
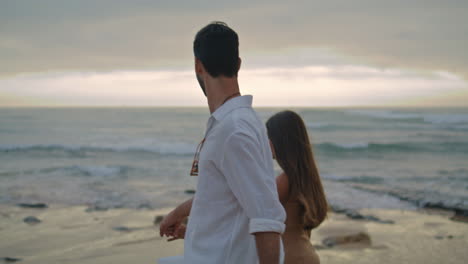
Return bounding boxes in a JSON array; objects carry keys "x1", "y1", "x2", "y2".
[
  {"x1": 237, "y1": 57, "x2": 242, "y2": 72},
  {"x1": 195, "y1": 58, "x2": 205, "y2": 75},
  {"x1": 269, "y1": 140, "x2": 276, "y2": 160}
]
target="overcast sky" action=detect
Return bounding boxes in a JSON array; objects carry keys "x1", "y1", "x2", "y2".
[{"x1": 1, "y1": 0, "x2": 467, "y2": 107}]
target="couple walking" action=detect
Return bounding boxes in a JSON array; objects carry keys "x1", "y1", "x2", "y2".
[{"x1": 159, "y1": 22, "x2": 328, "y2": 264}]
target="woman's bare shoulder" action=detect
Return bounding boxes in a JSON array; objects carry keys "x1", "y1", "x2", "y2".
[{"x1": 276, "y1": 172, "x2": 290, "y2": 205}]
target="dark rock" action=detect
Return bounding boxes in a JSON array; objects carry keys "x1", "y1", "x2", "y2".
[
  {"x1": 23, "y1": 216, "x2": 41, "y2": 225},
  {"x1": 184, "y1": 189, "x2": 196, "y2": 195},
  {"x1": 424, "y1": 204, "x2": 468, "y2": 216},
  {"x1": 85, "y1": 204, "x2": 109, "y2": 212},
  {"x1": 112, "y1": 226, "x2": 132, "y2": 232},
  {"x1": 17, "y1": 203, "x2": 48, "y2": 209},
  {"x1": 344, "y1": 210, "x2": 395, "y2": 224},
  {"x1": 378, "y1": 219, "x2": 395, "y2": 224},
  {"x1": 330, "y1": 205, "x2": 347, "y2": 214},
  {"x1": 154, "y1": 215, "x2": 164, "y2": 225},
  {"x1": 454, "y1": 209, "x2": 468, "y2": 217},
  {"x1": 322, "y1": 238, "x2": 335, "y2": 247},
  {"x1": 332, "y1": 205, "x2": 395, "y2": 224},
  {"x1": 345, "y1": 211, "x2": 365, "y2": 220},
  {"x1": 112, "y1": 226, "x2": 142, "y2": 232},
  {"x1": 363, "y1": 215, "x2": 380, "y2": 222},
  {"x1": 137, "y1": 203, "x2": 152, "y2": 209},
  {"x1": 2, "y1": 257, "x2": 22, "y2": 262},
  {"x1": 450, "y1": 209, "x2": 468, "y2": 223},
  {"x1": 313, "y1": 244, "x2": 328, "y2": 250},
  {"x1": 322, "y1": 232, "x2": 371, "y2": 248},
  {"x1": 435, "y1": 235, "x2": 455, "y2": 240}
]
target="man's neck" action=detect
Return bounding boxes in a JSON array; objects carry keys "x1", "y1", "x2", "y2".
[{"x1": 206, "y1": 77, "x2": 241, "y2": 114}]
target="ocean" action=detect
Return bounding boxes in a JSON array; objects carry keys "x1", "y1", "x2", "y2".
[{"x1": 1, "y1": 107, "x2": 467, "y2": 213}]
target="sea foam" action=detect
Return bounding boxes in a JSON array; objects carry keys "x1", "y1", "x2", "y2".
[
  {"x1": 0, "y1": 141, "x2": 196, "y2": 156},
  {"x1": 346, "y1": 109, "x2": 468, "y2": 125}
]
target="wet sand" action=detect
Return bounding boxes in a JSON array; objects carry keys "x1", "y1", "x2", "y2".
[{"x1": 0, "y1": 205, "x2": 467, "y2": 264}]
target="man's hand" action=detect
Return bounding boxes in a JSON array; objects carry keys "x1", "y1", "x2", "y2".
[
  {"x1": 158, "y1": 198, "x2": 193, "y2": 240},
  {"x1": 159, "y1": 209, "x2": 184, "y2": 238},
  {"x1": 254, "y1": 232, "x2": 281, "y2": 264},
  {"x1": 166, "y1": 223, "x2": 187, "y2": 241}
]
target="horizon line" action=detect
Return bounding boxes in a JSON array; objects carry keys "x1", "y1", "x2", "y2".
[{"x1": 1, "y1": 105, "x2": 467, "y2": 109}]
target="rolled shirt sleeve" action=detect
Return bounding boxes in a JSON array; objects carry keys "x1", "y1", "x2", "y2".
[{"x1": 219, "y1": 131, "x2": 286, "y2": 234}]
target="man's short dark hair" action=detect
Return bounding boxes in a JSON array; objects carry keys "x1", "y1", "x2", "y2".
[{"x1": 193, "y1": 22, "x2": 239, "y2": 78}]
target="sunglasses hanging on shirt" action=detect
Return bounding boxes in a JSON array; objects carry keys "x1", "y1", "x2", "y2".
[{"x1": 190, "y1": 138, "x2": 205, "y2": 176}]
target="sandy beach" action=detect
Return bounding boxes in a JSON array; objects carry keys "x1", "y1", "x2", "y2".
[{"x1": 1, "y1": 204, "x2": 467, "y2": 264}]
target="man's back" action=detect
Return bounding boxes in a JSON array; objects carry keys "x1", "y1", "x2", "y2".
[
  {"x1": 184, "y1": 95, "x2": 286, "y2": 263},
  {"x1": 160, "y1": 22, "x2": 284, "y2": 264}
]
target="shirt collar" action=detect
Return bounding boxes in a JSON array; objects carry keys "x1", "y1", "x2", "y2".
[{"x1": 211, "y1": 95, "x2": 253, "y2": 121}]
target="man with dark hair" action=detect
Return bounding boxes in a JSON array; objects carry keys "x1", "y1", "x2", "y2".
[{"x1": 160, "y1": 22, "x2": 286, "y2": 264}]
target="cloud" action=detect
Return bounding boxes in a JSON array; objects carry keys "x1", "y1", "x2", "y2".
[
  {"x1": 1, "y1": 66, "x2": 465, "y2": 107},
  {"x1": 1, "y1": 0, "x2": 467, "y2": 79}
]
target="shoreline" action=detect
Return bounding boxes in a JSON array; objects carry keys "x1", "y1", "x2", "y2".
[{"x1": 0, "y1": 204, "x2": 467, "y2": 264}]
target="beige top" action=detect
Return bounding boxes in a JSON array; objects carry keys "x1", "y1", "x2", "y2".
[{"x1": 282, "y1": 200, "x2": 320, "y2": 264}]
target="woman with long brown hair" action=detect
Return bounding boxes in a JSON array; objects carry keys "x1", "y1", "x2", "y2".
[{"x1": 266, "y1": 110, "x2": 328, "y2": 264}]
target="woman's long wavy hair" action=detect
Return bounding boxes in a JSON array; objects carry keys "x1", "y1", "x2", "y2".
[{"x1": 266, "y1": 110, "x2": 328, "y2": 229}]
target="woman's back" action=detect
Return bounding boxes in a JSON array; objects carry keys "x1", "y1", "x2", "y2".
[
  {"x1": 266, "y1": 111, "x2": 327, "y2": 264},
  {"x1": 282, "y1": 199, "x2": 320, "y2": 264}
]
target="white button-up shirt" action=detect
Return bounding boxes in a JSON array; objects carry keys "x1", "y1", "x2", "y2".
[{"x1": 184, "y1": 95, "x2": 286, "y2": 264}]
